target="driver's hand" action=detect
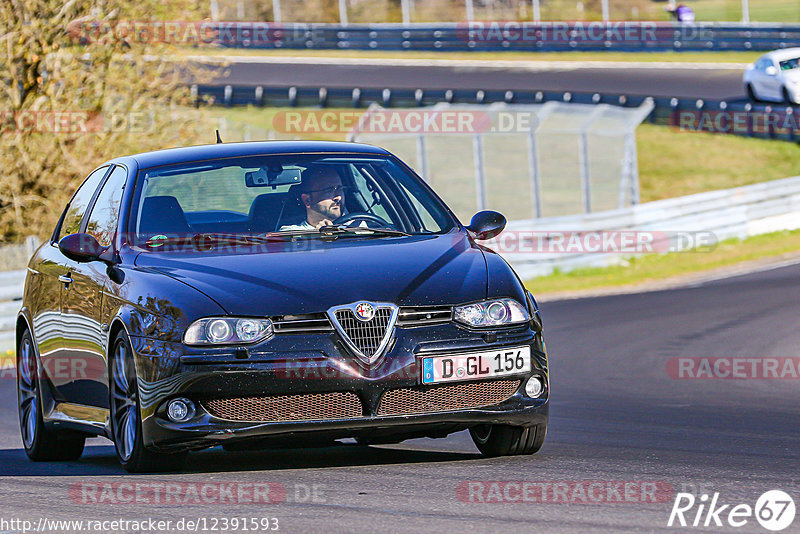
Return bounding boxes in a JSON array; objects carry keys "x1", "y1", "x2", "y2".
[{"x1": 314, "y1": 219, "x2": 334, "y2": 229}]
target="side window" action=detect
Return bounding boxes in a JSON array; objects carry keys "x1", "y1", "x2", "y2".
[
  {"x1": 58, "y1": 166, "x2": 109, "y2": 240},
  {"x1": 85, "y1": 166, "x2": 127, "y2": 247},
  {"x1": 349, "y1": 164, "x2": 391, "y2": 221},
  {"x1": 397, "y1": 181, "x2": 442, "y2": 232}
]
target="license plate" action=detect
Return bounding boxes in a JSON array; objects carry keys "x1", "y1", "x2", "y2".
[{"x1": 421, "y1": 346, "x2": 531, "y2": 384}]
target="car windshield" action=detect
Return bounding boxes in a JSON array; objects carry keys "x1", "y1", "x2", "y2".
[
  {"x1": 779, "y1": 58, "x2": 800, "y2": 71},
  {"x1": 130, "y1": 153, "x2": 455, "y2": 249}
]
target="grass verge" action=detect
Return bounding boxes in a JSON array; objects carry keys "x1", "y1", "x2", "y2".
[
  {"x1": 525, "y1": 228, "x2": 800, "y2": 295},
  {"x1": 637, "y1": 124, "x2": 800, "y2": 203}
]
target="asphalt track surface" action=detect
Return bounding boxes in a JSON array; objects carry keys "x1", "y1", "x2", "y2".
[
  {"x1": 214, "y1": 59, "x2": 748, "y2": 101},
  {"x1": 1, "y1": 263, "x2": 799, "y2": 533}
]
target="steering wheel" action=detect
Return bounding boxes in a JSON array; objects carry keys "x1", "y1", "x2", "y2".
[{"x1": 333, "y1": 212, "x2": 391, "y2": 228}]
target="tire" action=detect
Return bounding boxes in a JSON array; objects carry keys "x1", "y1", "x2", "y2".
[
  {"x1": 783, "y1": 87, "x2": 795, "y2": 105},
  {"x1": 469, "y1": 423, "x2": 547, "y2": 457},
  {"x1": 17, "y1": 330, "x2": 85, "y2": 461},
  {"x1": 746, "y1": 84, "x2": 759, "y2": 102},
  {"x1": 110, "y1": 332, "x2": 186, "y2": 472}
]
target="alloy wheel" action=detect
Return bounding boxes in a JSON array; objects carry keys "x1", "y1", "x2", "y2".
[
  {"x1": 17, "y1": 336, "x2": 38, "y2": 449},
  {"x1": 111, "y1": 340, "x2": 138, "y2": 462}
]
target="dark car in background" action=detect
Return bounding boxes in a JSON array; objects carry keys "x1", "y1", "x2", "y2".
[{"x1": 16, "y1": 141, "x2": 548, "y2": 472}]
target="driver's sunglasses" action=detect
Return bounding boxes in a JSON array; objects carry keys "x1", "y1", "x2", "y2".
[{"x1": 306, "y1": 185, "x2": 348, "y2": 197}]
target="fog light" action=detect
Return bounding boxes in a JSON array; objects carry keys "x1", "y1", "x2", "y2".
[
  {"x1": 167, "y1": 398, "x2": 195, "y2": 423},
  {"x1": 524, "y1": 376, "x2": 544, "y2": 398}
]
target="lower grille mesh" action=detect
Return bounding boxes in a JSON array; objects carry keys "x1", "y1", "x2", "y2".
[
  {"x1": 203, "y1": 392, "x2": 363, "y2": 422},
  {"x1": 377, "y1": 379, "x2": 520, "y2": 416}
]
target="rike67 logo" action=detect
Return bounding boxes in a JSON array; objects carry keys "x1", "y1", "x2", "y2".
[{"x1": 668, "y1": 490, "x2": 796, "y2": 531}]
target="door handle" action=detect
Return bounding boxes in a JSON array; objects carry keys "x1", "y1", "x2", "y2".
[{"x1": 58, "y1": 275, "x2": 73, "y2": 285}]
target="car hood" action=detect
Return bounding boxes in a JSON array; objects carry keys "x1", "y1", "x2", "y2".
[{"x1": 134, "y1": 232, "x2": 488, "y2": 316}]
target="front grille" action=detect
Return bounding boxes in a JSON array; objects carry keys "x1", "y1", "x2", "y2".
[
  {"x1": 203, "y1": 392, "x2": 363, "y2": 422},
  {"x1": 273, "y1": 313, "x2": 333, "y2": 334},
  {"x1": 334, "y1": 308, "x2": 393, "y2": 358},
  {"x1": 397, "y1": 306, "x2": 452, "y2": 327},
  {"x1": 376, "y1": 379, "x2": 520, "y2": 416}
]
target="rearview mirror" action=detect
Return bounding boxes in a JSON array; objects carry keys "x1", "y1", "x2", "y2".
[
  {"x1": 766, "y1": 66, "x2": 778, "y2": 76},
  {"x1": 245, "y1": 167, "x2": 302, "y2": 188},
  {"x1": 58, "y1": 233, "x2": 106, "y2": 263},
  {"x1": 466, "y1": 211, "x2": 506, "y2": 240}
]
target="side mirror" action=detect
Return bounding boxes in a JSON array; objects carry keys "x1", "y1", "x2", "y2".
[
  {"x1": 766, "y1": 66, "x2": 778, "y2": 76},
  {"x1": 58, "y1": 233, "x2": 106, "y2": 263},
  {"x1": 466, "y1": 210, "x2": 506, "y2": 240}
]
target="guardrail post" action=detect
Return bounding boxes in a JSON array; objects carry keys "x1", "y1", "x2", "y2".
[
  {"x1": 401, "y1": 0, "x2": 411, "y2": 26},
  {"x1": 415, "y1": 89, "x2": 424, "y2": 107},
  {"x1": 273, "y1": 0, "x2": 282, "y2": 23}
]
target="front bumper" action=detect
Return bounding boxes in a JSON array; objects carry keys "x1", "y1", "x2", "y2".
[{"x1": 131, "y1": 323, "x2": 549, "y2": 452}]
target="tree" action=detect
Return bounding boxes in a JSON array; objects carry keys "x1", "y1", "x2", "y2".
[{"x1": 0, "y1": 0, "x2": 213, "y2": 242}]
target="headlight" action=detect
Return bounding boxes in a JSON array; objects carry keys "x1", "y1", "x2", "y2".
[
  {"x1": 184, "y1": 317, "x2": 273, "y2": 345},
  {"x1": 454, "y1": 299, "x2": 530, "y2": 328}
]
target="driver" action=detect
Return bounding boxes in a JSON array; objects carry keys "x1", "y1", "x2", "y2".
[{"x1": 279, "y1": 165, "x2": 345, "y2": 231}]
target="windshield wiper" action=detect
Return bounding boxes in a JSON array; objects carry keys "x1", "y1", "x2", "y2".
[{"x1": 316, "y1": 225, "x2": 410, "y2": 237}]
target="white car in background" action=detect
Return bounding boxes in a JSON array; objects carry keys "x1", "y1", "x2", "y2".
[{"x1": 744, "y1": 48, "x2": 800, "y2": 104}]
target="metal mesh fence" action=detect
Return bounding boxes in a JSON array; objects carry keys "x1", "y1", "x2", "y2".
[{"x1": 350, "y1": 102, "x2": 652, "y2": 223}]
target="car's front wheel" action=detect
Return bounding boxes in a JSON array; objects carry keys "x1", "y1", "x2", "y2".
[
  {"x1": 469, "y1": 423, "x2": 546, "y2": 457},
  {"x1": 110, "y1": 332, "x2": 185, "y2": 472},
  {"x1": 746, "y1": 84, "x2": 759, "y2": 102},
  {"x1": 17, "y1": 330, "x2": 85, "y2": 461}
]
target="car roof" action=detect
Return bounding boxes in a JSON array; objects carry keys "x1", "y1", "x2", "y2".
[
  {"x1": 761, "y1": 48, "x2": 800, "y2": 61},
  {"x1": 115, "y1": 140, "x2": 391, "y2": 169}
]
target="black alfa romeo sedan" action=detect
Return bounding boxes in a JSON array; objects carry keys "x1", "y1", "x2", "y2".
[{"x1": 16, "y1": 141, "x2": 548, "y2": 472}]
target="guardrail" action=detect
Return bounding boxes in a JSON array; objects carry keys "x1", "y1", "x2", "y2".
[
  {"x1": 0, "y1": 237, "x2": 39, "y2": 353},
  {"x1": 197, "y1": 83, "x2": 800, "y2": 142},
  {"x1": 501, "y1": 174, "x2": 800, "y2": 279},
  {"x1": 198, "y1": 22, "x2": 800, "y2": 52},
  {"x1": 0, "y1": 270, "x2": 24, "y2": 352}
]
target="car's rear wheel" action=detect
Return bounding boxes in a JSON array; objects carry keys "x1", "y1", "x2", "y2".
[
  {"x1": 110, "y1": 332, "x2": 185, "y2": 472},
  {"x1": 746, "y1": 84, "x2": 759, "y2": 102},
  {"x1": 783, "y1": 87, "x2": 795, "y2": 105},
  {"x1": 17, "y1": 330, "x2": 85, "y2": 461},
  {"x1": 469, "y1": 423, "x2": 546, "y2": 457}
]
